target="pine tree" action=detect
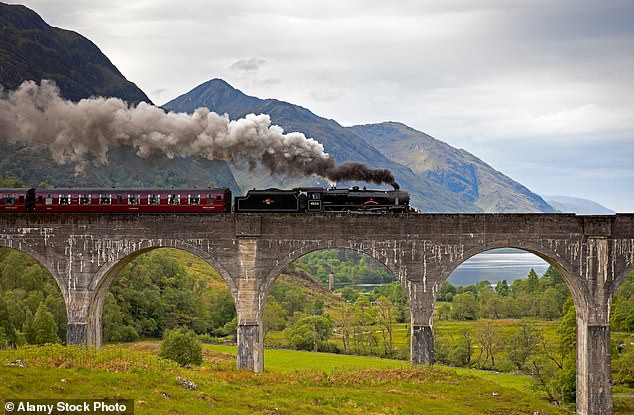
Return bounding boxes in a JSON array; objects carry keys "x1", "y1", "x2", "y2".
[
  {"x1": 32, "y1": 302, "x2": 60, "y2": 344},
  {"x1": 22, "y1": 308, "x2": 35, "y2": 344}
]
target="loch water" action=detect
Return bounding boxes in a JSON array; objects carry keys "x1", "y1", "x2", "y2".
[{"x1": 447, "y1": 248, "x2": 550, "y2": 287}]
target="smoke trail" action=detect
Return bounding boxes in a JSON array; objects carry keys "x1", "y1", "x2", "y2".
[{"x1": 0, "y1": 80, "x2": 399, "y2": 189}]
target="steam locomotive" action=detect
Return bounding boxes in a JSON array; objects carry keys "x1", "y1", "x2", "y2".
[{"x1": 0, "y1": 186, "x2": 410, "y2": 214}]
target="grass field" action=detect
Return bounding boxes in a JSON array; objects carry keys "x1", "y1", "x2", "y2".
[{"x1": 0, "y1": 342, "x2": 584, "y2": 415}]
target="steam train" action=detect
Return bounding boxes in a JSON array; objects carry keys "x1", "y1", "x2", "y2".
[{"x1": 0, "y1": 186, "x2": 410, "y2": 214}]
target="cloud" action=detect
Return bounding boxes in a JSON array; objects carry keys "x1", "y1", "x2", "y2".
[
  {"x1": 229, "y1": 58, "x2": 267, "y2": 73},
  {"x1": 13, "y1": 0, "x2": 634, "y2": 209}
]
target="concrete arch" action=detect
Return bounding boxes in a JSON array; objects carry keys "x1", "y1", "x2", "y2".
[
  {"x1": 439, "y1": 239, "x2": 590, "y2": 319},
  {"x1": 86, "y1": 242, "x2": 237, "y2": 347},
  {"x1": 259, "y1": 243, "x2": 401, "y2": 314}
]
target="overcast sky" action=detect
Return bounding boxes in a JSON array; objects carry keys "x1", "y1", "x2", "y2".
[{"x1": 16, "y1": 0, "x2": 634, "y2": 212}]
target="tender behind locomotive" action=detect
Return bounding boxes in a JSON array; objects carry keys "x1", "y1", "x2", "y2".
[{"x1": 234, "y1": 186, "x2": 410, "y2": 213}]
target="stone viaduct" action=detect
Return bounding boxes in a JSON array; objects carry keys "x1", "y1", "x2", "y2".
[{"x1": 1, "y1": 212, "x2": 634, "y2": 415}]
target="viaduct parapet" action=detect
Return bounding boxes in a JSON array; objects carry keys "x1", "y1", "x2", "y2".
[{"x1": 2, "y1": 212, "x2": 634, "y2": 415}]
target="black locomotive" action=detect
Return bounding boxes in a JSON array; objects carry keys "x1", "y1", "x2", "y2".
[{"x1": 234, "y1": 186, "x2": 410, "y2": 213}]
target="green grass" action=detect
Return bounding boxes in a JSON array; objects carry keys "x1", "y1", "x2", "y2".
[
  {"x1": 209, "y1": 344, "x2": 409, "y2": 373},
  {"x1": 0, "y1": 343, "x2": 581, "y2": 415}
]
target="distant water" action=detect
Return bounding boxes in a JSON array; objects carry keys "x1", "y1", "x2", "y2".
[{"x1": 447, "y1": 248, "x2": 550, "y2": 287}]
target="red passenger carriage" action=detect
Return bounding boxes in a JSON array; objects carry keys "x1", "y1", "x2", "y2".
[{"x1": 1, "y1": 188, "x2": 232, "y2": 213}]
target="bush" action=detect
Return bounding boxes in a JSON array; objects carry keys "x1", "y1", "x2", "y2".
[
  {"x1": 111, "y1": 325, "x2": 140, "y2": 343},
  {"x1": 159, "y1": 327, "x2": 203, "y2": 367},
  {"x1": 197, "y1": 333, "x2": 224, "y2": 344}
]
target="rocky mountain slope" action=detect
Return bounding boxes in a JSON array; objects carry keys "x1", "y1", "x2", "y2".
[
  {"x1": 0, "y1": 2, "x2": 240, "y2": 193},
  {"x1": 0, "y1": 2, "x2": 149, "y2": 104},
  {"x1": 350, "y1": 122, "x2": 555, "y2": 213}
]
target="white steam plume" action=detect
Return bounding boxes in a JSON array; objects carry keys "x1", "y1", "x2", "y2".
[{"x1": 0, "y1": 80, "x2": 399, "y2": 188}]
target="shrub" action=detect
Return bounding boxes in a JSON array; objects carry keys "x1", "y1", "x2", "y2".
[
  {"x1": 112, "y1": 325, "x2": 140, "y2": 343},
  {"x1": 159, "y1": 327, "x2": 203, "y2": 367}
]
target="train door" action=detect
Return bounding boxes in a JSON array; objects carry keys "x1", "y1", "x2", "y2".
[{"x1": 26, "y1": 188, "x2": 36, "y2": 212}]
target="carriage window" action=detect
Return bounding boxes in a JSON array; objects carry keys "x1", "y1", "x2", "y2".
[
  {"x1": 206, "y1": 194, "x2": 214, "y2": 205},
  {"x1": 188, "y1": 194, "x2": 201, "y2": 205},
  {"x1": 128, "y1": 194, "x2": 140, "y2": 205},
  {"x1": 59, "y1": 194, "x2": 72, "y2": 205},
  {"x1": 79, "y1": 194, "x2": 91, "y2": 205},
  {"x1": 19, "y1": 195, "x2": 24, "y2": 203},
  {"x1": 148, "y1": 194, "x2": 161, "y2": 205},
  {"x1": 215, "y1": 195, "x2": 222, "y2": 203},
  {"x1": 116, "y1": 195, "x2": 123, "y2": 204},
  {"x1": 99, "y1": 194, "x2": 112, "y2": 205},
  {"x1": 1, "y1": 194, "x2": 12, "y2": 205},
  {"x1": 45, "y1": 194, "x2": 53, "y2": 205},
  {"x1": 168, "y1": 194, "x2": 180, "y2": 205}
]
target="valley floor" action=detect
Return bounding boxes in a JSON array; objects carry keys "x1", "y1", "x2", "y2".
[{"x1": 0, "y1": 342, "x2": 611, "y2": 415}]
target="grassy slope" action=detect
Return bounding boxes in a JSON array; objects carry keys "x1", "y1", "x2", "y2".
[{"x1": 0, "y1": 343, "x2": 577, "y2": 415}]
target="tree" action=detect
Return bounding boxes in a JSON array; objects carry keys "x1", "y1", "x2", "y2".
[
  {"x1": 0, "y1": 296, "x2": 16, "y2": 346},
  {"x1": 506, "y1": 320, "x2": 543, "y2": 370},
  {"x1": 475, "y1": 320, "x2": 501, "y2": 368},
  {"x1": 375, "y1": 296, "x2": 396, "y2": 356},
  {"x1": 32, "y1": 302, "x2": 60, "y2": 344},
  {"x1": 558, "y1": 298, "x2": 577, "y2": 360},
  {"x1": 495, "y1": 279, "x2": 510, "y2": 296},
  {"x1": 285, "y1": 316, "x2": 333, "y2": 352},
  {"x1": 611, "y1": 270, "x2": 634, "y2": 332},
  {"x1": 351, "y1": 296, "x2": 377, "y2": 354},
  {"x1": 448, "y1": 327, "x2": 474, "y2": 367},
  {"x1": 450, "y1": 292, "x2": 480, "y2": 320},
  {"x1": 22, "y1": 308, "x2": 35, "y2": 344},
  {"x1": 439, "y1": 281, "x2": 457, "y2": 302},
  {"x1": 159, "y1": 327, "x2": 203, "y2": 367},
  {"x1": 526, "y1": 268, "x2": 540, "y2": 293},
  {"x1": 263, "y1": 300, "x2": 286, "y2": 338},
  {"x1": 207, "y1": 289, "x2": 236, "y2": 335},
  {"x1": 333, "y1": 303, "x2": 354, "y2": 353},
  {"x1": 539, "y1": 288, "x2": 561, "y2": 320}
]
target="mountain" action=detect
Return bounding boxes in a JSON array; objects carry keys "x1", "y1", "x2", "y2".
[
  {"x1": 543, "y1": 196, "x2": 615, "y2": 215},
  {"x1": 164, "y1": 79, "x2": 481, "y2": 212},
  {"x1": 0, "y1": 2, "x2": 149, "y2": 104},
  {"x1": 350, "y1": 122, "x2": 556, "y2": 213},
  {"x1": 165, "y1": 80, "x2": 555, "y2": 213},
  {"x1": 0, "y1": 3, "x2": 240, "y2": 193}
]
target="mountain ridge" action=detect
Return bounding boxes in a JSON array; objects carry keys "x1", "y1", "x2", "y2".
[
  {"x1": 165, "y1": 79, "x2": 481, "y2": 212},
  {"x1": 350, "y1": 122, "x2": 555, "y2": 213},
  {"x1": 166, "y1": 80, "x2": 555, "y2": 213},
  {"x1": 543, "y1": 195, "x2": 615, "y2": 215}
]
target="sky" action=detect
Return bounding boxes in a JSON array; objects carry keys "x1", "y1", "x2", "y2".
[{"x1": 14, "y1": 0, "x2": 634, "y2": 212}]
